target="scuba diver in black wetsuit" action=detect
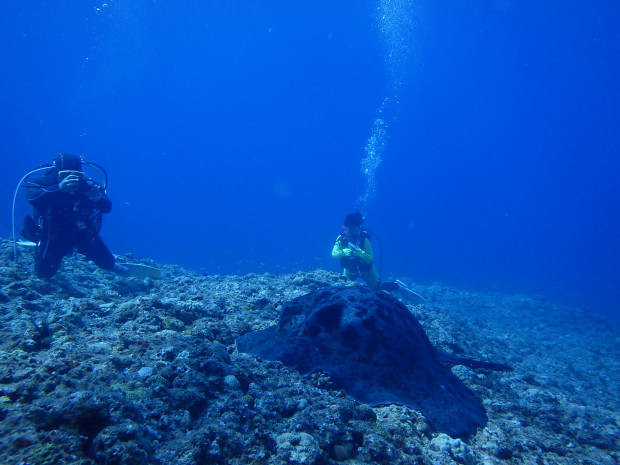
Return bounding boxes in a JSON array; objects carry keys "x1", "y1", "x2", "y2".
[{"x1": 21, "y1": 153, "x2": 116, "y2": 278}]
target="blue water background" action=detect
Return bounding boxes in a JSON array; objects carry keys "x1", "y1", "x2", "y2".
[{"x1": 2, "y1": 1, "x2": 618, "y2": 320}]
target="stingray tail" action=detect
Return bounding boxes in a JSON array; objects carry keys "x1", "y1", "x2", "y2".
[{"x1": 437, "y1": 350, "x2": 513, "y2": 372}]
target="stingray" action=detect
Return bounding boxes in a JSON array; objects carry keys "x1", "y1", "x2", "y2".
[{"x1": 236, "y1": 286, "x2": 511, "y2": 437}]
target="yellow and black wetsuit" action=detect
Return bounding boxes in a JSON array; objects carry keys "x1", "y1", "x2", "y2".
[{"x1": 331, "y1": 229, "x2": 380, "y2": 289}]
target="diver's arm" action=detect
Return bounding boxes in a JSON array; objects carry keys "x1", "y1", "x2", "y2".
[
  {"x1": 93, "y1": 186, "x2": 112, "y2": 214},
  {"x1": 332, "y1": 235, "x2": 353, "y2": 259},
  {"x1": 83, "y1": 180, "x2": 112, "y2": 213},
  {"x1": 356, "y1": 238, "x2": 374, "y2": 264},
  {"x1": 95, "y1": 193, "x2": 112, "y2": 214},
  {"x1": 332, "y1": 236, "x2": 344, "y2": 259}
]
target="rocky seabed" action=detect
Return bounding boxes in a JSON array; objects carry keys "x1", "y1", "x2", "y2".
[{"x1": 0, "y1": 238, "x2": 618, "y2": 465}]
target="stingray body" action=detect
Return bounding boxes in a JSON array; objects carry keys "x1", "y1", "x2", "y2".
[{"x1": 236, "y1": 286, "x2": 510, "y2": 437}]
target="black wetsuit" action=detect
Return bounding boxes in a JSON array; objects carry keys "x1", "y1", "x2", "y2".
[{"x1": 25, "y1": 170, "x2": 115, "y2": 278}]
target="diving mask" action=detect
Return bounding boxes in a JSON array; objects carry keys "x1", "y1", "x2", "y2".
[{"x1": 58, "y1": 170, "x2": 84, "y2": 182}]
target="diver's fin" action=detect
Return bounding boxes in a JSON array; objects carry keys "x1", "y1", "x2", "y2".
[
  {"x1": 16, "y1": 240, "x2": 37, "y2": 247},
  {"x1": 395, "y1": 280, "x2": 426, "y2": 304},
  {"x1": 437, "y1": 350, "x2": 513, "y2": 372},
  {"x1": 118, "y1": 263, "x2": 161, "y2": 279}
]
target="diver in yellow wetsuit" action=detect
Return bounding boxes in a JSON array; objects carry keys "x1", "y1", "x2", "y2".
[{"x1": 332, "y1": 211, "x2": 381, "y2": 289}]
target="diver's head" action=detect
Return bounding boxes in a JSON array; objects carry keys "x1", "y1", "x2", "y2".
[
  {"x1": 53, "y1": 153, "x2": 84, "y2": 181},
  {"x1": 53, "y1": 153, "x2": 83, "y2": 172},
  {"x1": 344, "y1": 211, "x2": 364, "y2": 228},
  {"x1": 342, "y1": 211, "x2": 364, "y2": 236}
]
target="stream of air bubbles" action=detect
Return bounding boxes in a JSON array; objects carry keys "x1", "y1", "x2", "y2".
[{"x1": 355, "y1": 0, "x2": 415, "y2": 214}]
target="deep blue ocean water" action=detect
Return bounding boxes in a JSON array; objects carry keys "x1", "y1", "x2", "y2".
[{"x1": 2, "y1": 1, "x2": 618, "y2": 320}]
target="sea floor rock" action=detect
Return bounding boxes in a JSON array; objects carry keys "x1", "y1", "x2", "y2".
[{"x1": 0, "y1": 237, "x2": 618, "y2": 465}]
